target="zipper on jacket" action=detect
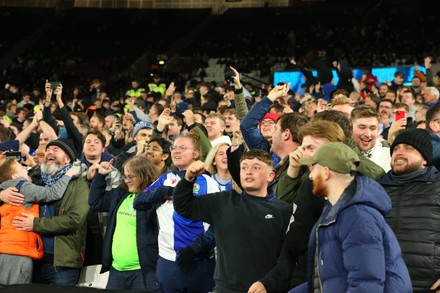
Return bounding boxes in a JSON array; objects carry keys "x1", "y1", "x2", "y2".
[{"x1": 316, "y1": 220, "x2": 336, "y2": 293}]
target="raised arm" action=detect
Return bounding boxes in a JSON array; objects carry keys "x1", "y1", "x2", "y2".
[
  {"x1": 20, "y1": 166, "x2": 77, "y2": 203},
  {"x1": 34, "y1": 109, "x2": 58, "y2": 142},
  {"x1": 41, "y1": 80, "x2": 59, "y2": 133},
  {"x1": 240, "y1": 83, "x2": 290, "y2": 151},
  {"x1": 173, "y1": 161, "x2": 214, "y2": 223},
  {"x1": 54, "y1": 86, "x2": 84, "y2": 153},
  {"x1": 183, "y1": 109, "x2": 212, "y2": 162},
  {"x1": 229, "y1": 66, "x2": 248, "y2": 120},
  {"x1": 16, "y1": 114, "x2": 39, "y2": 147}
]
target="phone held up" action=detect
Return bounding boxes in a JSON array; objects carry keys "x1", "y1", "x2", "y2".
[
  {"x1": 5, "y1": 151, "x2": 22, "y2": 161},
  {"x1": 394, "y1": 110, "x2": 406, "y2": 121},
  {"x1": 49, "y1": 81, "x2": 60, "y2": 90}
]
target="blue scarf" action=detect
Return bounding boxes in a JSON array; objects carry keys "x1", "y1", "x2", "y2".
[{"x1": 41, "y1": 163, "x2": 72, "y2": 187}]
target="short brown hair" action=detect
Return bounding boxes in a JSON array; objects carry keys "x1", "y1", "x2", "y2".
[
  {"x1": 393, "y1": 103, "x2": 409, "y2": 112},
  {"x1": 278, "y1": 113, "x2": 309, "y2": 144},
  {"x1": 350, "y1": 105, "x2": 380, "y2": 122},
  {"x1": 223, "y1": 108, "x2": 238, "y2": 118},
  {"x1": 240, "y1": 149, "x2": 273, "y2": 169},
  {"x1": 0, "y1": 159, "x2": 18, "y2": 183},
  {"x1": 298, "y1": 120, "x2": 346, "y2": 144},
  {"x1": 312, "y1": 110, "x2": 353, "y2": 140},
  {"x1": 82, "y1": 129, "x2": 106, "y2": 146}
]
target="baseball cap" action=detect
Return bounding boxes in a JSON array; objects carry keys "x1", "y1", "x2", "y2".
[{"x1": 300, "y1": 142, "x2": 360, "y2": 174}]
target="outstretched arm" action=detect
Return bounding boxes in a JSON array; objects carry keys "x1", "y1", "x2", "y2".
[{"x1": 20, "y1": 166, "x2": 77, "y2": 203}]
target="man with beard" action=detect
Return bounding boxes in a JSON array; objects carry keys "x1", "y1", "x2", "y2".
[
  {"x1": 12, "y1": 138, "x2": 90, "y2": 286},
  {"x1": 248, "y1": 119, "x2": 385, "y2": 293},
  {"x1": 287, "y1": 142, "x2": 411, "y2": 293},
  {"x1": 377, "y1": 128, "x2": 440, "y2": 292}
]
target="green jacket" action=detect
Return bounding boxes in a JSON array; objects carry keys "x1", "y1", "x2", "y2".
[
  {"x1": 234, "y1": 89, "x2": 249, "y2": 120},
  {"x1": 33, "y1": 176, "x2": 90, "y2": 268},
  {"x1": 276, "y1": 142, "x2": 385, "y2": 204}
]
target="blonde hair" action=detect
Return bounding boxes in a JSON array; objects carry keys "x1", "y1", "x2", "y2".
[
  {"x1": 331, "y1": 95, "x2": 356, "y2": 107},
  {"x1": 205, "y1": 143, "x2": 229, "y2": 175},
  {"x1": 204, "y1": 142, "x2": 241, "y2": 193}
]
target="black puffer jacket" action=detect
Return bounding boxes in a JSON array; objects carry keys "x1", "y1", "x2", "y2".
[{"x1": 378, "y1": 166, "x2": 440, "y2": 291}]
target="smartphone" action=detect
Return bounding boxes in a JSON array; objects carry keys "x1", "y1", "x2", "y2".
[
  {"x1": 50, "y1": 81, "x2": 60, "y2": 89},
  {"x1": 395, "y1": 110, "x2": 405, "y2": 121},
  {"x1": 5, "y1": 151, "x2": 22, "y2": 160}
]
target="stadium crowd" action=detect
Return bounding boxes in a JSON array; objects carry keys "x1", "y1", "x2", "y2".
[
  {"x1": 1, "y1": 2, "x2": 440, "y2": 292},
  {"x1": 0, "y1": 52, "x2": 439, "y2": 293}
]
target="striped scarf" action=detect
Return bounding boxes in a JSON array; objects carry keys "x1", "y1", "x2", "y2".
[{"x1": 41, "y1": 163, "x2": 72, "y2": 187}]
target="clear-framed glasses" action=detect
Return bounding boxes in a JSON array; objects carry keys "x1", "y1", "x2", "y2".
[
  {"x1": 123, "y1": 175, "x2": 137, "y2": 181},
  {"x1": 170, "y1": 145, "x2": 195, "y2": 152},
  {"x1": 144, "y1": 145, "x2": 163, "y2": 152}
]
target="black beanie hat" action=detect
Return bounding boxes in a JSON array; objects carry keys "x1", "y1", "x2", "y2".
[
  {"x1": 46, "y1": 138, "x2": 77, "y2": 162},
  {"x1": 390, "y1": 128, "x2": 432, "y2": 164}
]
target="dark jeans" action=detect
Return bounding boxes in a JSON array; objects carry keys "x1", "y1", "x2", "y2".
[
  {"x1": 32, "y1": 261, "x2": 80, "y2": 286},
  {"x1": 156, "y1": 256, "x2": 215, "y2": 293},
  {"x1": 106, "y1": 267, "x2": 153, "y2": 291}
]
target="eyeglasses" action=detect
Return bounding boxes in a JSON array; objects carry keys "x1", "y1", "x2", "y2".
[
  {"x1": 170, "y1": 145, "x2": 195, "y2": 151},
  {"x1": 144, "y1": 145, "x2": 163, "y2": 152},
  {"x1": 123, "y1": 175, "x2": 137, "y2": 181}
]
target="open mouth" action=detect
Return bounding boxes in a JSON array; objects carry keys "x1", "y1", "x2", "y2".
[
  {"x1": 46, "y1": 156, "x2": 55, "y2": 163},
  {"x1": 394, "y1": 158, "x2": 407, "y2": 165},
  {"x1": 360, "y1": 138, "x2": 372, "y2": 147}
]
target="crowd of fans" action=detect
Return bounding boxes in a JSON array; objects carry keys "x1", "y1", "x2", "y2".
[
  {"x1": 0, "y1": 49, "x2": 439, "y2": 292},
  {"x1": 1, "y1": 2, "x2": 440, "y2": 292}
]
